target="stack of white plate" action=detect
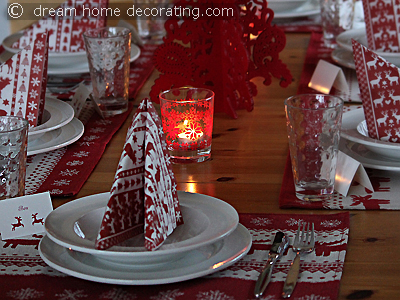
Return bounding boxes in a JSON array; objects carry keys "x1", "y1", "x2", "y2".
[
  {"x1": 332, "y1": 27, "x2": 400, "y2": 70},
  {"x1": 28, "y1": 97, "x2": 84, "y2": 156},
  {"x1": 340, "y1": 108, "x2": 400, "y2": 171},
  {"x1": 39, "y1": 191, "x2": 252, "y2": 284},
  {"x1": 1, "y1": 32, "x2": 141, "y2": 76}
]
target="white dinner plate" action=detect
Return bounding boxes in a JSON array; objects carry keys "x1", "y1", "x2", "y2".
[
  {"x1": 340, "y1": 108, "x2": 400, "y2": 160},
  {"x1": 45, "y1": 191, "x2": 239, "y2": 264},
  {"x1": 39, "y1": 223, "x2": 251, "y2": 285},
  {"x1": 273, "y1": 0, "x2": 320, "y2": 19},
  {"x1": 2, "y1": 32, "x2": 88, "y2": 67},
  {"x1": 336, "y1": 28, "x2": 400, "y2": 66},
  {"x1": 27, "y1": 117, "x2": 84, "y2": 156},
  {"x1": 268, "y1": 0, "x2": 308, "y2": 13},
  {"x1": 28, "y1": 97, "x2": 74, "y2": 142},
  {"x1": 331, "y1": 47, "x2": 355, "y2": 69},
  {"x1": 340, "y1": 140, "x2": 400, "y2": 171},
  {"x1": 47, "y1": 44, "x2": 141, "y2": 75}
]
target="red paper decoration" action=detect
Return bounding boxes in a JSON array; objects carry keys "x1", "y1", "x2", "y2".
[{"x1": 150, "y1": 0, "x2": 293, "y2": 118}]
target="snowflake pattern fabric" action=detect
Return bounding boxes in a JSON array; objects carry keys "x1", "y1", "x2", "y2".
[
  {"x1": 0, "y1": 32, "x2": 48, "y2": 128},
  {"x1": 95, "y1": 98, "x2": 183, "y2": 251}
]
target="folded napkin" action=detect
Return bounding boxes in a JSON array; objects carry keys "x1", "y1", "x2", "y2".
[
  {"x1": 95, "y1": 98, "x2": 183, "y2": 251},
  {"x1": 362, "y1": 0, "x2": 399, "y2": 52},
  {"x1": 14, "y1": 0, "x2": 108, "y2": 53},
  {"x1": 352, "y1": 39, "x2": 400, "y2": 142},
  {"x1": 0, "y1": 33, "x2": 48, "y2": 127}
]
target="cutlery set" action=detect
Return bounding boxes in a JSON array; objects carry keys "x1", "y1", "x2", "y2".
[{"x1": 254, "y1": 221, "x2": 315, "y2": 299}]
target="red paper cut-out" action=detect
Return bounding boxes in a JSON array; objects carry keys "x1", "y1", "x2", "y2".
[{"x1": 150, "y1": 0, "x2": 292, "y2": 118}]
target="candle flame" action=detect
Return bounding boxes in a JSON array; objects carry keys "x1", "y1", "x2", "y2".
[{"x1": 177, "y1": 120, "x2": 203, "y2": 141}]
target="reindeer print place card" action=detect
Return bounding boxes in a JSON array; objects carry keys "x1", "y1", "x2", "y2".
[
  {"x1": 362, "y1": 0, "x2": 400, "y2": 52},
  {"x1": 353, "y1": 39, "x2": 400, "y2": 142},
  {"x1": 0, "y1": 192, "x2": 53, "y2": 240}
]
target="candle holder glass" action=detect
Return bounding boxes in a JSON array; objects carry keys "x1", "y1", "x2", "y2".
[{"x1": 159, "y1": 87, "x2": 214, "y2": 163}]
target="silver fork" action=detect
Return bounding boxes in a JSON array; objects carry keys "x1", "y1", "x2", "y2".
[{"x1": 282, "y1": 222, "x2": 315, "y2": 298}]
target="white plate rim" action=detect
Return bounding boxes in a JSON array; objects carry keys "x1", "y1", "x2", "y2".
[
  {"x1": 2, "y1": 32, "x2": 87, "y2": 58},
  {"x1": 29, "y1": 97, "x2": 74, "y2": 137},
  {"x1": 273, "y1": 0, "x2": 320, "y2": 19},
  {"x1": 47, "y1": 44, "x2": 141, "y2": 75},
  {"x1": 340, "y1": 108, "x2": 400, "y2": 150},
  {"x1": 39, "y1": 223, "x2": 251, "y2": 285},
  {"x1": 336, "y1": 27, "x2": 400, "y2": 59},
  {"x1": 45, "y1": 191, "x2": 239, "y2": 259},
  {"x1": 340, "y1": 140, "x2": 400, "y2": 171},
  {"x1": 27, "y1": 117, "x2": 84, "y2": 156},
  {"x1": 331, "y1": 47, "x2": 355, "y2": 69}
]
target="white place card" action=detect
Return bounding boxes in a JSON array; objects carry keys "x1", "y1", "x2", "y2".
[
  {"x1": 70, "y1": 82, "x2": 91, "y2": 118},
  {"x1": 309, "y1": 60, "x2": 349, "y2": 94},
  {"x1": 0, "y1": 192, "x2": 53, "y2": 240},
  {"x1": 334, "y1": 151, "x2": 374, "y2": 196}
]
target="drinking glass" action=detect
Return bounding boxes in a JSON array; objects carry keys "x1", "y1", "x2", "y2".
[
  {"x1": 285, "y1": 94, "x2": 344, "y2": 201},
  {"x1": 83, "y1": 27, "x2": 131, "y2": 117},
  {"x1": 0, "y1": 116, "x2": 28, "y2": 200}
]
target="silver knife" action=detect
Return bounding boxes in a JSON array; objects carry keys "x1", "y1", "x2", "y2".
[{"x1": 254, "y1": 231, "x2": 290, "y2": 298}]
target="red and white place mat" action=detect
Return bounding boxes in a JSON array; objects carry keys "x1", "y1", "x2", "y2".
[
  {"x1": 0, "y1": 212, "x2": 349, "y2": 300},
  {"x1": 279, "y1": 154, "x2": 400, "y2": 209},
  {"x1": 24, "y1": 44, "x2": 156, "y2": 197}
]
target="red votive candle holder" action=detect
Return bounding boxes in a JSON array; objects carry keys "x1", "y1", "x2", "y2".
[{"x1": 159, "y1": 87, "x2": 214, "y2": 163}]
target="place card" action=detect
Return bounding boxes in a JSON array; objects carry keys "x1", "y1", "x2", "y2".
[
  {"x1": 334, "y1": 150, "x2": 374, "y2": 196},
  {"x1": 0, "y1": 192, "x2": 53, "y2": 240},
  {"x1": 70, "y1": 82, "x2": 91, "y2": 118},
  {"x1": 309, "y1": 60, "x2": 349, "y2": 94}
]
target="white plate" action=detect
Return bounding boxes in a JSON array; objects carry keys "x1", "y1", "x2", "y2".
[
  {"x1": 27, "y1": 117, "x2": 84, "y2": 156},
  {"x1": 336, "y1": 28, "x2": 400, "y2": 66},
  {"x1": 268, "y1": 0, "x2": 307, "y2": 13},
  {"x1": 47, "y1": 45, "x2": 141, "y2": 75},
  {"x1": 2, "y1": 32, "x2": 88, "y2": 67},
  {"x1": 331, "y1": 47, "x2": 355, "y2": 69},
  {"x1": 45, "y1": 191, "x2": 239, "y2": 264},
  {"x1": 28, "y1": 97, "x2": 74, "y2": 142},
  {"x1": 273, "y1": 0, "x2": 320, "y2": 19},
  {"x1": 340, "y1": 140, "x2": 400, "y2": 171},
  {"x1": 340, "y1": 108, "x2": 400, "y2": 160},
  {"x1": 39, "y1": 223, "x2": 251, "y2": 285}
]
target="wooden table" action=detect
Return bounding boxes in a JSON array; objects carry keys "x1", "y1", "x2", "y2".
[{"x1": 54, "y1": 33, "x2": 400, "y2": 300}]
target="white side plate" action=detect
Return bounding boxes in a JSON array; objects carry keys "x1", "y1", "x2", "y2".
[
  {"x1": 45, "y1": 191, "x2": 239, "y2": 264},
  {"x1": 27, "y1": 118, "x2": 84, "y2": 156}
]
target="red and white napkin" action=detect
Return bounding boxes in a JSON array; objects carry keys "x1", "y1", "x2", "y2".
[
  {"x1": 95, "y1": 98, "x2": 183, "y2": 251},
  {"x1": 362, "y1": 0, "x2": 400, "y2": 52},
  {"x1": 14, "y1": 0, "x2": 108, "y2": 53},
  {"x1": 0, "y1": 33, "x2": 48, "y2": 127},
  {"x1": 352, "y1": 39, "x2": 400, "y2": 142}
]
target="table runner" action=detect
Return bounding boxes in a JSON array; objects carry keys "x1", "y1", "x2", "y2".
[
  {"x1": 0, "y1": 212, "x2": 349, "y2": 300},
  {"x1": 24, "y1": 44, "x2": 156, "y2": 197}
]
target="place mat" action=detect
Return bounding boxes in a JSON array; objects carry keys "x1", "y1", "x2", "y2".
[
  {"x1": 279, "y1": 154, "x2": 400, "y2": 209},
  {"x1": 0, "y1": 212, "x2": 349, "y2": 300},
  {"x1": 24, "y1": 45, "x2": 156, "y2": 197}
]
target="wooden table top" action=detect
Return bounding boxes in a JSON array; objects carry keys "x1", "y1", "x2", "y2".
[{"x1": 54, "y1": 33, "x2": 400, "y2": 300}]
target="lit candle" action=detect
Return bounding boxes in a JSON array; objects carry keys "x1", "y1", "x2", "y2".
[{"x1": 177, "y1": 120, "x2": 204, "y2": 141}]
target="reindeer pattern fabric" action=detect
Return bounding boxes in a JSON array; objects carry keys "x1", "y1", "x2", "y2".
[
  {"x1": 95, "y1": 98, "x2": 183, "y2": 251},
  {"x1": 14, "y1": 0, "x2": 108, "y2": 53},
  {"x1": 362, "y1": 0, "x2": 400, "y2": 52},
  {"x1": 352, "y1": 39, "x2": 400, "y2": 142}
]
